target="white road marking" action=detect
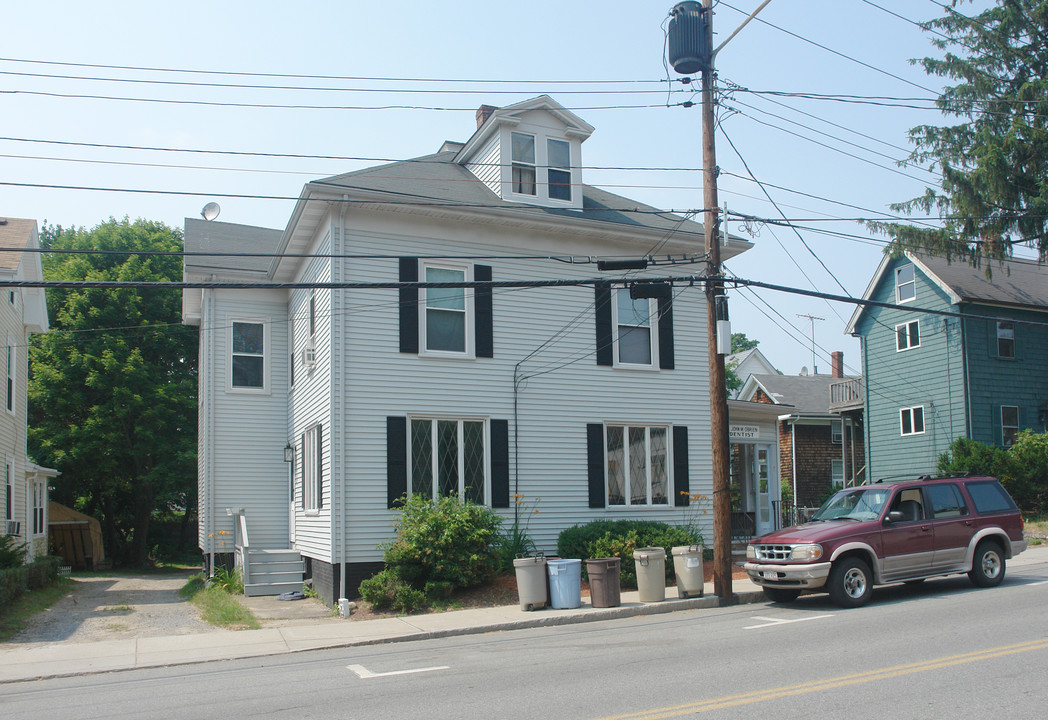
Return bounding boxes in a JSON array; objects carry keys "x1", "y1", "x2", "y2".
[
  {"x1": 744, "y1": 614, "x2": 833, "y2": 630},
  {"x1": 347, "y1": 663, "x2": 449, "y2": 679}
]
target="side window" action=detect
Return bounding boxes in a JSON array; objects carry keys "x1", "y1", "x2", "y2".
[
  {"x1": 964, "y1": 480, "x2": 1018, "y2": 514},
  {"x1": 231, "y1": 321, "x2": 265, "y2": 389},
  {"x1": 895, "y1": 320, "x2": 920, "y2": 351},
  {"x1": 5, "y1": 334, "x2": 13, "y2": 415},
  {"x1": 302, "y1": 424, "x2": 322, "y2": 511},
  {"x1": 895, "y1": 264, "x2": 916, "y2": 303},
  {"x1": 926, "y1": 484, "x2": 968, "y2": 518},
  {"x1": 996, "y1": 321, "x2": 1015, "y2": 358},
  {"x1": 889, "y1": 488, "x2": 925, "y2": 522},
  {"x1": 900, "y1": 406, "x2": 925, "y2": 436}
]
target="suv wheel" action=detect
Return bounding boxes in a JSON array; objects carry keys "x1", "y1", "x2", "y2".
[
  {"x1": 763, "y1": 587, "x2": 801, "y2": 603},
  {"x1": 827, "y1": 557, "x2": 872, "y2": 608},
  {"x1": 969, "y1": 540, "x2": 1006, "y2": 588}
]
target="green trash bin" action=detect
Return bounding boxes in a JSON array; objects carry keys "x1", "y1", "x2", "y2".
[
  {"x1": 585, "y1": 557, "x2": 621, "y2": 608},
  {"x1": 633, "y1": 547, "x2": 666, "y2": 603}
]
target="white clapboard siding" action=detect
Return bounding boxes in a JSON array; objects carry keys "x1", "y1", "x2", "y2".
[{"x1": 464, "y1": 133, "x2": 501, "y2": 195}]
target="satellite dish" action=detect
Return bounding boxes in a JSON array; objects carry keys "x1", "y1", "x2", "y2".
[{"x1": 201, "y1": 202, "x2": 221, "y2": 221}]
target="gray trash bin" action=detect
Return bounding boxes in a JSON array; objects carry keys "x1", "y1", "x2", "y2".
[
  {"x1": 547, "y1": 559, "x2": 582, "y2": 609},
  {"x1": 513, "y1": 556, "x2": 547, "y2": 611},
  {"x1": 633, "y1": 547, "x2": 666, "y2": 603},
  {"x1": 672, "y1": 545, "x2": 704, "y2": 598},
  {"x1": 585, "y1": 557, "x2": 621, "y2": 608}
]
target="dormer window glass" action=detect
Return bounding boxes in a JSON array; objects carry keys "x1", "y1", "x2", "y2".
[
  {"x1": 511, "y1": 133, "x2": 536, "y2": 196},
  {"x1": 547, "y1": 139, "x2": 571, "y2": 201},
  {"x1": 896, "y1": 264, "x2": 916, "y2": 303}
]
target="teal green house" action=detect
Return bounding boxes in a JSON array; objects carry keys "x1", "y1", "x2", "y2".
[{"x1": 846, "y1": 252, "x2": 1048, "y2": 481}]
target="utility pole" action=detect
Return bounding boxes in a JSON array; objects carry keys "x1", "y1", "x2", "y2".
[
  {"x1": 669, "y1": 0, "x2": 774, "y2": 604},
  {"x1": 699, "y1": 0, "x2": 732, "y2": 603}
]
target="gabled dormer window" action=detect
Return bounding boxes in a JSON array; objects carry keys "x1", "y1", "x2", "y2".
[
  {"x1": 511, "y1": 133, "x2": 536, "y2": 196},
  {"x1": 547, "y1": 139, "x2": 571, "y2": 201}
]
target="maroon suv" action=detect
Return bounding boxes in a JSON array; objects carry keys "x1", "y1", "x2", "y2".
[{"x1": 744, "y1": 476, "x2": 1027, "y2": 607}]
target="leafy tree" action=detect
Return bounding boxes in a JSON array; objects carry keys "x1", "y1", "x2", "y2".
[
  {"x1": 28, "y1": 219, "x2": 197, "y2": 567},
  {"x1": 875, "y1": 0, "x2": 1048, "y2": 263},
  {"x1": 937, "y1": 431, "x2": 1048, "y2": 512}
]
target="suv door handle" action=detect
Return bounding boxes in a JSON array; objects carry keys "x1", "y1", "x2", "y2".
[
  {"x1": 921, "y1": 526, "x2": 931, "y2": 532},
  {"x1": 965, "y1": 520, "x2": 973, "y2": 526}
]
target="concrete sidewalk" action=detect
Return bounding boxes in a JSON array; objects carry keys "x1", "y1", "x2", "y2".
[{"x1": 0, "y1": 579, "x2": 764, "y2": 683}]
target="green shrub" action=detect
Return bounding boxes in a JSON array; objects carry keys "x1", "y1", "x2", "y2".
[
  {"x1": 938, "y1": 431, "x2": 1048, "y2": 513},
  {"x1": 359, "y1": 568, "x2": 428, "y2": 614},
  {"x1": 383, "y1": 494, "x2": 501, "y2": 591},
  {"x1": 0, "y1": 535, "x2": 28, "y2": 570},
  {"x1": 210, "y1": 564, "x2": 243, "y2": 594},
  {"x1": 0, "y1": 555, "x2": 61, "y2": 607},
  {"x1": 557, "y1": 520, "x2": 698, "y2": 588}
]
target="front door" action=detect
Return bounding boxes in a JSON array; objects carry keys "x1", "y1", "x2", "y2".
[{"x1": 754, "y1": 445, "x2": 774, "y2": 535}]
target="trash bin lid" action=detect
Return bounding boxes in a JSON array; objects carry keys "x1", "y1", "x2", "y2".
[
  {"x1": 632, "y1": 546, "x2": 666, "y2": 559},
  {"x1": 671, "y1": 545, "x2": 703, "y2": 556}
]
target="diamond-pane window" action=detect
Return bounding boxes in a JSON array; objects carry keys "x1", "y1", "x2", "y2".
[
  {"x1": 606, "y1": 425, "x2": 671, "y2": 507},
  {"x1": 411, "y1": 419, "x2": 433, "y2": 499},
  {"x1": 463, "y1": 421, "x2": 485, "y2": 503},
  {"x1": 410, "y1": 418, "x2": 486, "y2": 503}
]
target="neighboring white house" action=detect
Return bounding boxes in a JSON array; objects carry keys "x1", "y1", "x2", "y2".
[
  {"x1": 0, "y1": 218, "x2": 57, "y2": 560},
  {"x1": 726, "y1": 346, "x2": 778, "y2": 399},
  {"x1": 182, "y1": 96, "x2": 753, "y2": 603}
]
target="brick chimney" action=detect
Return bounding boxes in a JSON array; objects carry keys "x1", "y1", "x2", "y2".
[
  {"x1": 831, "y1": 351, "x2": 844, "y2": 379},
  {"x1": 476, "y1": 105, "x2": 497, "y2": 129}
]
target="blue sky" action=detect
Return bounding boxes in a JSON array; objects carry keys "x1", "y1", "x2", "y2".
[{"x1": 2, "y1": 0, "x2": 1012, "y2": 375}]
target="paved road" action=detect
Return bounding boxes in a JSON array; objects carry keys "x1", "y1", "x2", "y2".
[{"x1": 2, "y1": 559, "x2": 1045, "y2": 719}]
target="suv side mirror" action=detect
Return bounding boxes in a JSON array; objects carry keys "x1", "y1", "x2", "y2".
[{"x1": 885, "y1": 510, "x2": 904, "y2": 524}]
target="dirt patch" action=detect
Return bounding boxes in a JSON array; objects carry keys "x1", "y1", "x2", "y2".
[{"x1": 9, "y1": 571, "x2": 216, "y2": 644}]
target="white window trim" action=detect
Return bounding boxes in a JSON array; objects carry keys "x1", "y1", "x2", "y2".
[
  {"x1": 996, "y1": 321, "x2": 1015, "y2": 359},
  {"x1": 831, "y1": 421, "x2": 843, "y2": 444},
  {"x1": 227, "y1": 318, "x2": 270, "y2": 394},
  {"x1": 510, "y1": 131, "x2": 537, "y2": 197},
  {"x1": 31, "y1": 480, "x2": 45, "y2": 537},
  {"x1": 895, "y1": 319, "x2": 920, "y2": 352},
  {"x1": 506, "y1": 129, "x2": 575, "y2": 204},
  {"x1": 831, "y1": 458, "x2": 845, "y2": 488},
  {"x1": 611, "y1": 289, "x2": 659, "y2": 370},
  {"x1": 5, "y1": 333, "x2": 14, "y2": 416},
  {"x1": 407, "y1": 416, "x2": 490, "y2": 504},
  {"x1": 302, "y1": 424, "x2": 321, "y2": 514},
  {"x1": 900, "y1": 405, "x2": 926, "y2": 436},
  {"x1": 546, "y1": 138, "x2": 573, "y2": 203},
  {"x1": 419, "y1": 261, "x2": 475, "y2": 359},
  {"x1": 1001, "y1": 405, "x2": 1019, "y2": 447},
  {"x1": 605, "y1": 423, "x2": 671, "y2": 508},
  {"x1": 896, "y1": 265, "x2": 916, "y2": 303}
]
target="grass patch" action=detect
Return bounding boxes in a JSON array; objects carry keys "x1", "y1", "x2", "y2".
[
  {"x1": 179, "y1": 574, "x2": 259, "y2": 630},
  {"x1": 1025, "y1": 514, "x2": 1048, "y2": 545},
  {"x1": 0, "y1": 576, "x2": 76, "y2": 642}
]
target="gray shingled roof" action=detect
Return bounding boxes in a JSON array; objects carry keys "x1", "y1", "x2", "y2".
[
  {"x1": 750, "y1": 373, "x2": 857, "y2": 415},
  {"x1": 310, "y1": 151, "x2": 709, "y2": 238},
  {"x1": 184, "y1": 218, "x2": 283, "y2": 276},
  {"x1": 915, "y1": 253, "x2": 1048, "y2": 309},
  {"x1": 0, "y1": 217, "x2": 33, "y2": 272}
]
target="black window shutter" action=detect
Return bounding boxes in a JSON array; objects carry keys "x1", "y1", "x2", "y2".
[
  {"x1": 490, "y1": 419, "x2": 509, "y2": 508},
  {"x1": 673, "y1": 426, "x2": 690, "y2": 506},
  {"x1": 658, "y1": 295, "x2": 675, "y2": 370},
  {"x1": 399, "y1": 258, "x2": 419, "y2": 354},
  {"x1": 475, "y1": 264, "x2": 493, "y2": 358},
  {"x1": 387, "y1": 417, "x2": 408, "y2": 508},
  {"x1": 587, "y1": 423, "x2": 606, "y2": 508},
  {"x1": 316, "y1": 425, "x2": 324, "y2": 510},
  {"x1": 594, "y1": 284, "x2": 613, "y2": 366}
]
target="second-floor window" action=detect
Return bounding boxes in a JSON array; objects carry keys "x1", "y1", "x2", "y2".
[
  {"x1": 231, "y1": 321, "x2": 265, "y2": 389},
  {"x1": 615, "y1": 290, "x2": 657, "y2": 367},
  {"x1": 896, "y1": 264, "x2": 916, "y2": 303},
  {"x1": 900, "y1": 405, "x2": 925, "y2": 436},
  {"x1": 422, "y1": 264, "x2": 471, "y2": 355},
  {"x1": 1001, "y1": 405, "x2": 1019, "y2": 447},
  {"x1": 5, "y1": 335, "x2": 13, "y2": 414},
  {"x1": 896, "y1": 320, "x2": 920, "y2": 351},
  {"x1": 996, "y1": 321, "x2": 1015, "y2": 358}
]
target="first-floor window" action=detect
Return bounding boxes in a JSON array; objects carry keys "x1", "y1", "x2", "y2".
[
  {"x1": 1001, "y1": 406, "x2": 1019, "y2": 447},
  {"x1": 31, "y1": 481, "x2": 44, "y2": 535},
  {"x1": 900, "y1": 406, "x2": 925, "y2": 436},
  {"x1": 606, "y1": 425, "x2": 668, "y2": 506},
  {"x1": 410, "y1": 418, "x2": 485, "y2": 503},
  {"x1": 302, "y1": 425, "x2": 322, "y2": 511},
  {"x1": 831, "y1": 458, "x2": 845, "y2": 488}
]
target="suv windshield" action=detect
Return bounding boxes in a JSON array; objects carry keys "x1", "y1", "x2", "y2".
[{"x1": 812, "y1": 487, "x2": 892, "y2": 522}]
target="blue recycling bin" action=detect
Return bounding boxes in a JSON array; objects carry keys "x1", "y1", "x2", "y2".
[{"x1": 546, "y1": 559, "x2": 582, "y2": 609}]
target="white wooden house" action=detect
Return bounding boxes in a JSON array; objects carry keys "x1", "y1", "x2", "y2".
[
  {"x1": 182, "y1": 96, "x2": 753, "y2": 603},
  {"x1": 0, "y1": 218, "x2": 57, "y2": 560}
]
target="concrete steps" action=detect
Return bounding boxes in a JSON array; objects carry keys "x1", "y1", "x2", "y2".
[{"x1": 243, "y1": 549, "x2": 304, "y2": 597}]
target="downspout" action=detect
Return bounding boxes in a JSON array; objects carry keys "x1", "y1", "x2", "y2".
[
  {"x1": 861, "y1": 334, "x2": 872, "y2": 482},
  {"x1": 790, "y1": 419, "x2": 797, "y2": 510},
  {"x1": 960, "y1": 311, "x2": 972, "y2": 439},
  {"x1": 338, "y1": 196, "x2": 348, "y2": 610}
]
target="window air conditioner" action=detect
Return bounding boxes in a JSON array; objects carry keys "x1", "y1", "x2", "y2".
[
  {"x1": 4, "y1": 520, "x2": 19, "y2": 536},
  {"x1": 300, "y1": 344, "x2": 316, "y2": 369}
]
